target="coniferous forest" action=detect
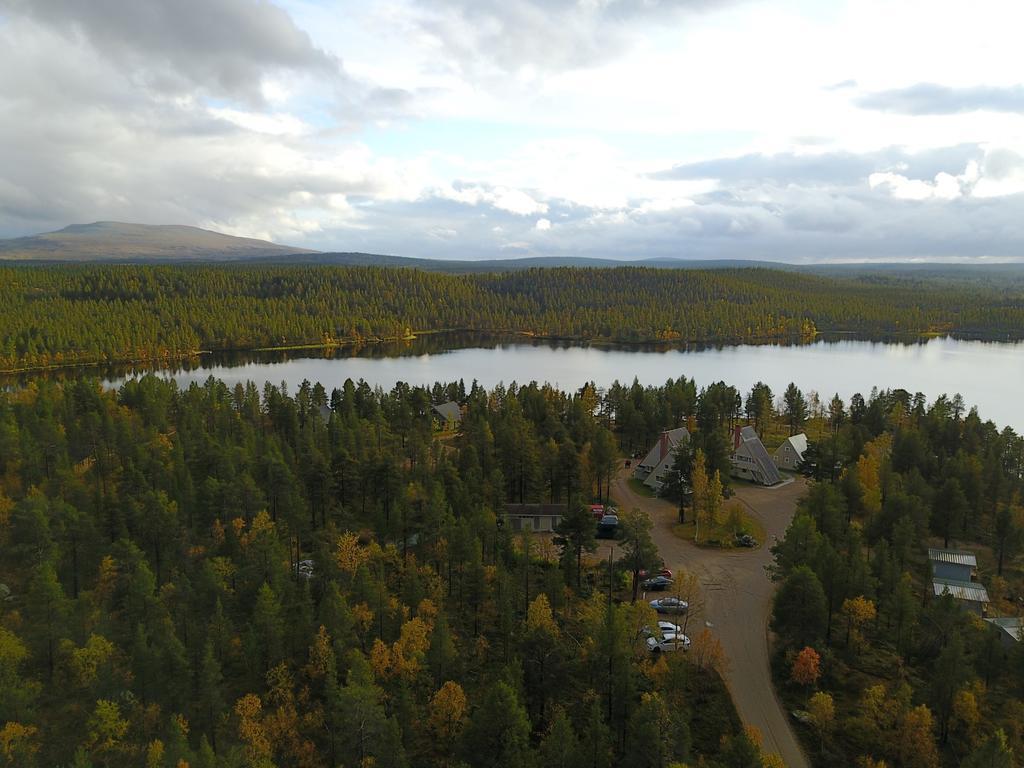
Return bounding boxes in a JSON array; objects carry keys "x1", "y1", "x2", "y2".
[
  {"x1": 0, "y1": 372, "x2": 1022, "y2": 767},
  {"x1": 2, "y1": 263, "x2": 1024, "y2": 371},
  {"x1": 0, "y1": 375, "x2": 750, "y2": 768}
]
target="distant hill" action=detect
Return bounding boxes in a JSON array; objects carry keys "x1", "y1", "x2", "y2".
[
  {"x1": 268, "y1": 251, "x2": 790, "y2": 273},
  {"x1": 0, "y1": 221, "x2": 316, "y2": 261}
]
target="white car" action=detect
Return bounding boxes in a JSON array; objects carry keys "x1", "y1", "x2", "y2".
[
  {"x1": 647, "y1": 632, "x2": 691, "y2": 653},
  {"x1": 641, "y1": 621, "x2": 682, "y2": 638}
]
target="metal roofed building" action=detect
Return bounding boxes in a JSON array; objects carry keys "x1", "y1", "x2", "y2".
[
  {"x1": 933, "y1": 578, "x2": 989, "y2": 616},
  {"x1": 928, "y1": 548, "x2": 978, "y2": 583},
  {"x1": 985, "y1": 617, "x2": 1023, "y2": 649}
]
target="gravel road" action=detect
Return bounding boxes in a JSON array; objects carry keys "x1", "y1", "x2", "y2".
[{"x1": 612, "y1": 465, "x2": 810, "y2": 768}]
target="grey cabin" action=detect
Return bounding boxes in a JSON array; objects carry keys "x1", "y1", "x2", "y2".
[
  {"x1": 730, "y1": 426, "x2": 782, "y2": 486},
  {"x1": 633, "y1": 427, "x2": 690, "y2": 492},
  {"x1": 773, "y1": 433, "x2": 808, "y2": 472}
]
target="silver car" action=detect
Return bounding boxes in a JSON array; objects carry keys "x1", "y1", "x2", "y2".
[{"x1": 649, "y1": 597, "x2": 689, "y2": 614}]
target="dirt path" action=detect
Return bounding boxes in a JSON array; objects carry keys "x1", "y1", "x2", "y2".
[{"x1": 612, "y1": 466, "x2": 809, "y2": 768}]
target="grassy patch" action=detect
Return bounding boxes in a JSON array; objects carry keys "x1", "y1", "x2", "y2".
[
  {"x1": 671, "y1": 506, "x2": 767, "y2": 549},
  {"x1": 627, "y1": 478, "x2": 656, "y2": 498}
]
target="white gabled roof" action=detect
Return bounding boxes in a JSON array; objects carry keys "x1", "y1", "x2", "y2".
[
  {"x1": 782, "y1": 433, "x2": 808, "y2": 456},
  {"x1": 643, "y1": 452, "x2": 677, "y2": 489},
  {"x1": 638, "y1": 427, "x2": 689, "y2": 471},
  {"x1": 928, "y1": 549, "x2": 977, "y2": 568}
]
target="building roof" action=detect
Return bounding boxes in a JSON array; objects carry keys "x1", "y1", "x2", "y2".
[
  {"x1": 432, "y1": 401, "x2": 462, "y2": 422},
  {"x1": 734, "y1": 426, "x2": 783, "y2": 485},
  {"x1": 318, "y1": 404, "x2": 333, "y2": 421},
  {"x1": 933, "y1": 578, "x2": 989, "y2": 603},
  {"x1": 779, "y1": 433, "x2": 808, "y2": 456},
  {"x1": 643, "y1": 451, "x2": 679, "y2": 490},
  {"x1": 638, "y1": 427, "x2": 689, "y2": 472},
  {"x1": 504, "y1": 503, "x2": 565, "y2": 516},
  {"x1": 928, "y1": 549, "x2": 978, "y2": 568},
  {"x1": 985, "y1": 617, "x2": 1023, "y2": 641}
]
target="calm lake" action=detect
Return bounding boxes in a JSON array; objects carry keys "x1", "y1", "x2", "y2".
[{"x1": 87, "y1": 334, "x2": 1024, "y2": 430}]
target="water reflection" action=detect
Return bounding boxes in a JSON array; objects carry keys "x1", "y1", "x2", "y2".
[{"x1": 5, "y1": 333, "x2": 1023, "y2": 430}]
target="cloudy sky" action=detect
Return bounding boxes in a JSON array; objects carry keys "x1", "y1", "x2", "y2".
[{"x1": 1, "y1": 0, "x2": 1023, "y2": 262}]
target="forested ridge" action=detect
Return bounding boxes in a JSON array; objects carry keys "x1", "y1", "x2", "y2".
[{"x1": 3, "y1": 263, "x2": 1024, "y2": 371}]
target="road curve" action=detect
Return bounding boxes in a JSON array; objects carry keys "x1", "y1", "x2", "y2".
[{"x1": 612, "y1": 465, "x2": 810, "y2": 768}]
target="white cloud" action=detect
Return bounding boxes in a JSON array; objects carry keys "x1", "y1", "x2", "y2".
[{"x1": 2, "y1": 0, "x2": 1024, "y2": 262}]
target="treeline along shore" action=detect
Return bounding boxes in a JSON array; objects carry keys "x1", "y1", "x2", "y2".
[{"x1": 2, "y1": 263, "x2": 1024, "y2": 372}]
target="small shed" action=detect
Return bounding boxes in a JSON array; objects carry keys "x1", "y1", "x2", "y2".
[
  {"x1": 985, "y1": 617, "x2": 1023, "y2": 649},
  {"x1": 933, "y1": 578, "x2": 989, "y2": 616},
  {"x1": 773, "y1": 433, "x2": 808, "y2": 471},
  {"x1": 928, "y1": 548, "x2": 977, "y2": 583}
]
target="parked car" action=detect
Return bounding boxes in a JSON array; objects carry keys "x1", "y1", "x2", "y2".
[
  {"x1": 647, "y1": 632, "x2": 691, "y2": 653},
  {"x1": 649, "y1": 597, "x2": 689, "y2": 614},
  {"x1": 639, "y1": 567, "x2": 673, "y2": 580},
  {"x1": 735, "y1": 533, "x2": 757, "y2": 548},
  {"x1": 640, "y1": 621, "x2": 682, "y2": 639},
  {"x1": 641, "y1": 575, "x2": 674, "y2": 591},
  {"x1": 596, "y1": 514, "x2": 619, "y2": 539}
]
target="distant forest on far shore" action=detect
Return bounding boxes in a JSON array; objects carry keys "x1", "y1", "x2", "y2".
[{"x1": 1, "y1": 263, "x2": 1023, "y2": 371}]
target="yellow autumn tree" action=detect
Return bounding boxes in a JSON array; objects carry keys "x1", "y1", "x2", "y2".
[
  {"x1": 0, "y1": 722, "x2": 39, "y2": 766},
  {"x1": 897, "y1": 705, "x2": 940, "y2": 768},
  {"x1": 336, "y1": 531, "x2": 369, "y2": 575},
  {"x1": 949, "y1": 688, "x2": 982, "y2": 752},
  {"x1": 307, "y1": 625, "x2": 333, "y2": 679},
  {"x1": 234, "y1": 694, "x2": 272, "y2": 765},
  {"x1": 67, "y1": 634, "x2": 116, "y2": 688},
  {"x1": 392, "y1": 616, "x2": 431, "y2": 679},
  {"x1": 691, "y1": 451, "x2": 724, "y2": 543},
  {"x1": 692, "y1": 628, "x2": 727, "y2": 675},
  {"x1": 855, "y1": 435, "x2": 890, "y2": 520},
  {"x1": 808, "y1": 691, "x2": 835, "y2": 751},
  {"x1": 86, "y1": 699, "x2": 130, "y2": 764},
  {"x1": 842, "y1": 596, "x2": 877, "y2": 654},
  {"x1": 429, "y1": 681, "x2": 467, "y2": 755}
]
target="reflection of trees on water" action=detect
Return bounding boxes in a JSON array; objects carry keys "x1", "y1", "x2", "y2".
[{"x1": 1, "y1": 330, "x2": 1009, "y2": 391}]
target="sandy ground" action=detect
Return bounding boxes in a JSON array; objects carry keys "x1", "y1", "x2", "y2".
[{"x1": 611, "y1": 464, "x2": 810, "y2": 768}]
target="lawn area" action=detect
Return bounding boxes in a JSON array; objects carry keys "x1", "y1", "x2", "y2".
[
  {"x1": 627, "y1": 477, "x2": 656, "y2": 498},
  {"x1": 671, "y1": 503, "x2": 766, "y2": 549}
]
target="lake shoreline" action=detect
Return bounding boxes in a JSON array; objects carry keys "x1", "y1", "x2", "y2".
[{"x1": 3, "y1": 326, "x2": 1021, "y2": 377}]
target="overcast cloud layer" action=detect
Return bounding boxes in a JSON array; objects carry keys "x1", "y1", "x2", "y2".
[{"x1": 1, "y1": 0, "x2": 1023, "y2": 262}]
